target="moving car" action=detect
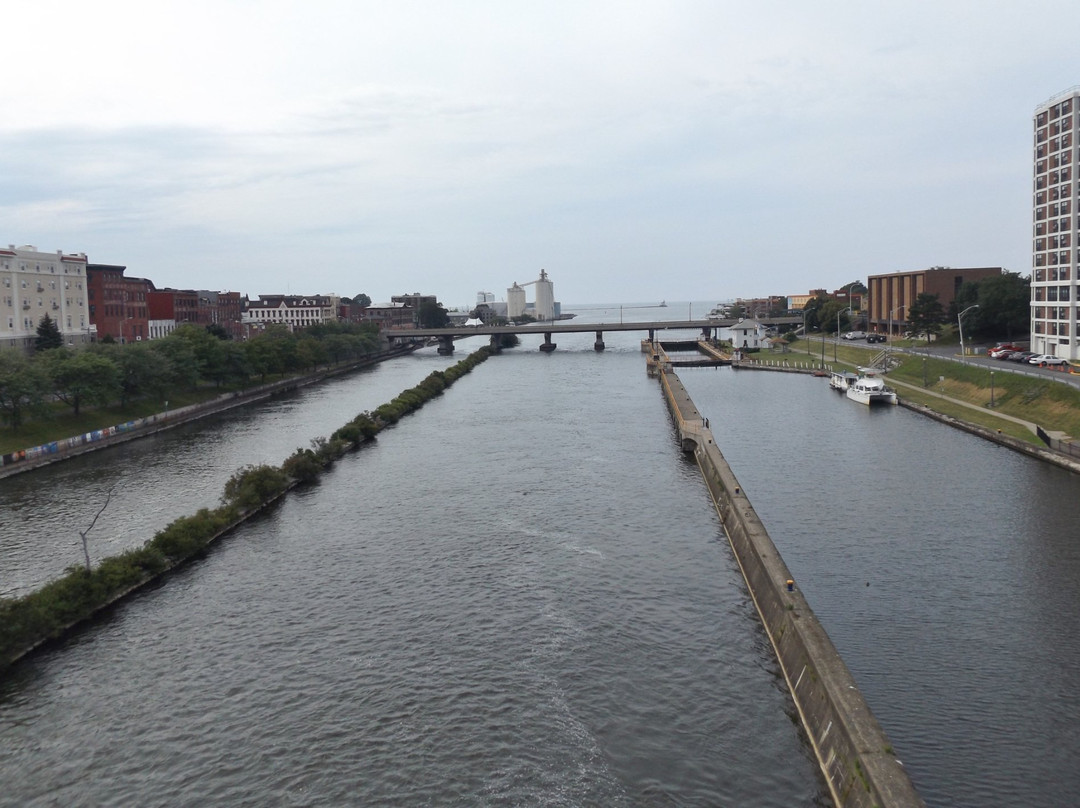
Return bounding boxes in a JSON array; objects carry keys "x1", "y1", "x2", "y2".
[{"x1": 841, "y1": 331, "x2": 866, "y2": 340}]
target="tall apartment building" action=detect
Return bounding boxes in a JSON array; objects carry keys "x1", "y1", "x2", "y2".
[
  {"x1": 1032, "y1": 87, "x2": 1079, "y2": 359},
  {"x1": 1, "y1": 245, "x2": 92, "y2": 351}
]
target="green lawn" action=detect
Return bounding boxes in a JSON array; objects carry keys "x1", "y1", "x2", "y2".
[
  {"x1": 788, "y1": 336, "x2": 1080, "y2": 442},
  {"x1": 1, "y1": 388, "x2": 235, "y2": 456}
]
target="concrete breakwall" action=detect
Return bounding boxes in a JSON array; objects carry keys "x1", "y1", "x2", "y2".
[{"x1": 658, "y1": 368, "x2": 925, "y2": 808}]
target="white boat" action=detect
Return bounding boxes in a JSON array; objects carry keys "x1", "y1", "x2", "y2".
[
  {"x1": 707, "y1": 304, "x2": 731, "y2": 319},
  {"x1": 829, "y1": 370, "x2": 859, "y2": 392},
  {"x1": 845, "y1": 369, "x2": 898, "y2": 406}
]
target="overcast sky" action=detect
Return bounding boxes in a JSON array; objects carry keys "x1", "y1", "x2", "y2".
[{"x1": 3, "y1": 1, "x2": 1078, "y2": 308}]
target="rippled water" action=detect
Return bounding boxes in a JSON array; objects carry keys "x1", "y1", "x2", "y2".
[
  {"x1": 4, "y1": 310, "x2": 1078, "y2": 807},
  {"x1": 0, "y1": 326, "x2": 825, "y2": 806},
  {"x1": 678, "y1": 366, "x2": 1080, "y2": 808},
  {"x1": 0, "y1": 351, "x2": 466, "y2": 599}
]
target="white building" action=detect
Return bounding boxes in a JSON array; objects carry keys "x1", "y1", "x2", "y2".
[
  {"x1": 1, "y1": 244, "x2": 92, "y2": 352},
  {"x1": 534, "y1": 269, "x2": 555, "y2": 321},
  {"x1": 242, "y1": 294, "x2": 340, "y2": 332},
  {"x1": 1032, "y1": 87, "x2": 1079, "y2": 359},
  {"x1": 507, "y1": 282, "x2": 527, "y2": 319},
  {"x1": 721, "y1": 318, "x2": 768, "y2": 350}
]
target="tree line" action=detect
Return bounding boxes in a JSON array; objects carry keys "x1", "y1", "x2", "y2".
[{"x1": 0, "y1": 318, "x2": 382, "y2": 430}]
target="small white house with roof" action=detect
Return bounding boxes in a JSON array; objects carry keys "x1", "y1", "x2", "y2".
[{"x1": 721, "y1": 318, "x2": 768, "y2": 350}]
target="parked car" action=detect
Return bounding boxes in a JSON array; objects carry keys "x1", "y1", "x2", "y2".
[
  {"x1": 866, "y1": 334, "x2": 886, "y2": 343},
  {"x1": 1008, "y1": 351, "x2": 1037, "y2": 363},
  {"x1": 1027, "y1": 354, "x2": 1070, "y2": 367},
  {"x1": 989, "y1": 347, "x2": 1017, "y2": 359},
  {"x1": 841, "y1": 331, "x2": 866, "y2": 340}
]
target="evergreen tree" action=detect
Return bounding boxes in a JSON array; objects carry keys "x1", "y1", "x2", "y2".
[
  {"x1": 906, "y1": 293, "x2": 946, "y2": 345},
  {"x1": 35, "y1": 313, "x2": 64, "y2": 352}
]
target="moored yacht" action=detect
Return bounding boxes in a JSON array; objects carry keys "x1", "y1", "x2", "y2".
[{"x1": 845, "y1": 369, "x2": 898, "y2": 406}]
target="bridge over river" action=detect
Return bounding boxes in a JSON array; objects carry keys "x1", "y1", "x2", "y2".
[{"x1": 385, "y1": 317, "x2": 802, "y2": 354}]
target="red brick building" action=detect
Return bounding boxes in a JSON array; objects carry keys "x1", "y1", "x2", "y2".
[{"x1": 86, "y1": 264, "x2": 151, "y2": 343}]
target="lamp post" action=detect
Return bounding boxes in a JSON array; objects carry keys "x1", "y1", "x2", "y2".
[
  {"x1": 802, "y1": 309, "x2": 811, "y2": 356},
  {"x1": 958, "y1": 304, "x2": 979, "y2": 360},
  {"x1": 835, "y1": 307, "x2": 852, "y2": 361},
  {"x1": 990, "y1": 371, "x2": 995, "y2": 407},
  {"x1": 888, "y1": 305, "x2": 906, "y2": 367}
]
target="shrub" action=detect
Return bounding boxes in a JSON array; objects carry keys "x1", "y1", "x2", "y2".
[
  {"x1": 283, "y1": 448, "x2": 323, "y2": 482},
  {"x1": 221, "y1": 464, "x2": 289, "y2": 509}
]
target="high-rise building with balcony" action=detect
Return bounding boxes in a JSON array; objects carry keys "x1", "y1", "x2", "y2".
[{"x1": 1032, "y1": 87, "x2": 1079, "y2": 359}]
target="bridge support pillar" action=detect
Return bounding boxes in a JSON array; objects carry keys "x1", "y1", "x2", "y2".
[
  {"x1": 594, "y1": 330, "x2": 605, "y2": 351},
  {"x1": 437, "y1": 336, "x2": 455, "y2": 356},
  {"x1": 539, "y1": 332, "x2": 557, "y2": 353},
  {"x1": 648, "y1": 328, "x2": 655, "y2": 342},
  {"x1": 488, "y1": 334, "x2": 502, "y2": 353}
]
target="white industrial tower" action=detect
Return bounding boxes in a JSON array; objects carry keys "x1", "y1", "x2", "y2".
[{"x1": 506, "y1": 269, "x2": 555, "y2": 321}]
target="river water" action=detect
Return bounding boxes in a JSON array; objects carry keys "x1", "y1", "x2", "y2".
[{"x1": 2, "y1": 304, "x2": 1078, "y2": 806}]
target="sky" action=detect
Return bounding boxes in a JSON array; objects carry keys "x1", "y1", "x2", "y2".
[{"x1": 2, "y1": 1, "x2": 1079, "y2": 308}]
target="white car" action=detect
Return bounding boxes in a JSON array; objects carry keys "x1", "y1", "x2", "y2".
[
  {"x1": 841, "y1": 331, "x2": 866, "y2": 340},
  {"x1": 1027, "y1": 354, "x2": 1069, "y2": 367}
]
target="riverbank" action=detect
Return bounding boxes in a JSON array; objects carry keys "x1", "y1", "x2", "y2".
[
  {"x1": 0, "y1": 343, "x2": 421, "y2": 480},
  {"x1": 738, "y1": 349, "x2": 1080, "y2": 475},
  {"x1": 0, "y1": 347, "x2": 494, "y2": 672}
]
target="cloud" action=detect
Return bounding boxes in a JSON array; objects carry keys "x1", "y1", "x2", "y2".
[{"x1": 1, "y1": 0, "x2": 1077, "y2": 302}]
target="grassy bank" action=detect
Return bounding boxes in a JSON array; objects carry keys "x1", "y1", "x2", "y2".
[
  {"x1": 788, "y1": 337, "x2": 1080, "y2": 443},
  {"x1": 0, "y1": 388, "x2": 228, "y2": 456},
  {"x1": 0, "y1": 347, "x2": 494, "y2": 672}
]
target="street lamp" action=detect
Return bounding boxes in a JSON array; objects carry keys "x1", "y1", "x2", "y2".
[
  {"x1": 835, "y1": 307, "x2": 852, "y2": 361},
  {"x1": 958, "y1": 304, "x2": 979, "y2": 359},
  {"x1": 888, "y1": 305, "x2": 906, "y2": 366},
  {"x1": 990, "y1": 371, "x2": 995, "y2": 407}
]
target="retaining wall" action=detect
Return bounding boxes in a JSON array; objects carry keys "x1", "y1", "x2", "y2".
[
  {"x1": 659, "y1": 368, "x2": 925, "y2": 808},
  {"x1": 0, "y1": 344, "x2": 418, "y2": 479}
]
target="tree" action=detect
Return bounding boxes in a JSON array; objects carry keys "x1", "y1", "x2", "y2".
[
  {"x1": 205, "y1": 322, "x2": 230, "y2": 340},
  {"x1": 353, "y1": 293, "x2": 371, "y2": 308},
  {"x1": 150, "y1": 333, "x2": 200, "y2": 391},
  {"x1": 44, "y1": 350, "x2": 121, "y2": 416},
  {"x1": 947, "y1": 272, "x2": 1030, "y2": 341},
  {"x1": 906, "y1": 292, "x2": 946, "y2": 345},
  {"x1": 418, "y1": 300, "x2": 450, "y2": 328},
  {"x1": 35, "y1": 313, "x2": 64, "y2": 352},
  {"x1": 100, "y1": 342, "x2": 170, "y2": 407},
  {"x1": 0, "y1": 352, "x2": 51, "y2": 429},
  {"x1": 972, "y1": 272, "x2": 1030, "y2": 340},
  {"x1": 800, "y1": 295, "x2": 829, "y2": 331},
  {"x1": 819, "y1": 299, "x2": 853, "y2": 335}
]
